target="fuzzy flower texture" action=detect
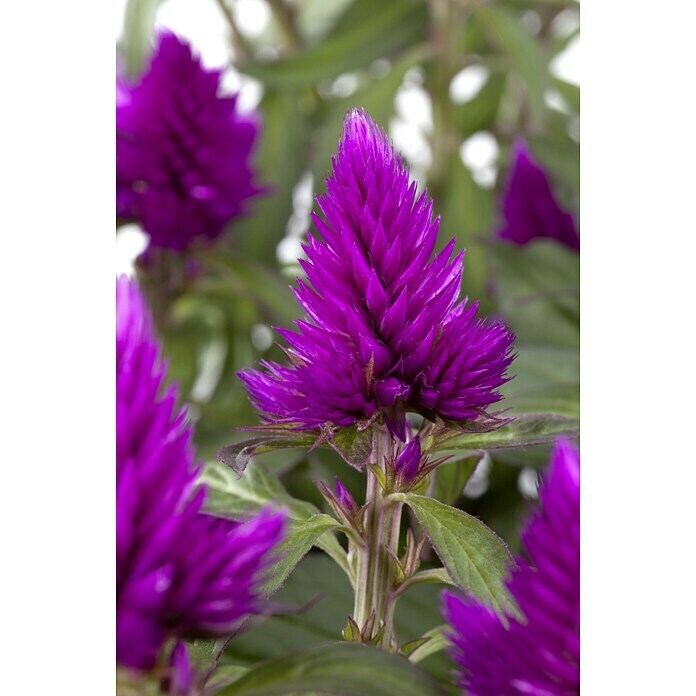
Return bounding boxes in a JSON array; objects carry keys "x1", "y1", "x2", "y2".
[
  {"x1": 443, "y1": 439, "x2": 580, "y2": 695},
  {"x1": 117, "y1": 32, "x2": 262, "y2": 250},
  {"x1": 117, "y1": 276, "x2": 284, "y2": 672},
  {"x1": 498, "y1": 140, "x2": 579, "y2": 252},
  {"x1": 241, "y1": 110, "x2": 515, "y2": 441}
]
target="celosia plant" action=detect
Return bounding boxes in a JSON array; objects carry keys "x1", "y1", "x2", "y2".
[
  {"x1": 116, "y1": 32, "x2": 262, "y2": 251},
  {"x1": 114, "y1": 1, "x2": 581, "y2": 690},
  {"x1": 235, "y1": 111, "x2": 522, "y2": 652},
  {"x1": 116, "y1": 276, "x2": 285, "y2": 684}
]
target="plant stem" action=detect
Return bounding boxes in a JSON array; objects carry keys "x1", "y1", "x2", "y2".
[{"x1": 351, "y1": 426, "x2": 403, "y2": 650}]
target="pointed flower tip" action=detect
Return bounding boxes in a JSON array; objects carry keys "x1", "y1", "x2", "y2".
[
  {"x1": 334, "y1": 476, "x2": 358, "y2": 512},
  {"x1": 394, "y1": 437, "x2": 421, "y2": 484}
]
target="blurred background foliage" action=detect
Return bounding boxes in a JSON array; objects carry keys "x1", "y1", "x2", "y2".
[{"x1": 118, "y1": 0, "x2": 578, "y2": 687}]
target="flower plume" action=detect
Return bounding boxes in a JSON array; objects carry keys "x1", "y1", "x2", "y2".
[
  {"x1": 117, "y1": 32, "x2": 262, "y2": 251},
  {"x1": 241, "y1": 109, "x2": 515, "y2": 440},
  {"x1": 117, "y1": 276, "x2": 285, "y2": 671}
]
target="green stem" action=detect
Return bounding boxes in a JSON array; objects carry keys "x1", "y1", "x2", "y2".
[
  {"x1": 351, "y1": 426, "x2": 402, "y2": 650},
  {"x1": 267, "y1": 0, "x2": 303, "y2": 51},
  {"x1": 214, "y1": 0, "x2": 254, "y2": 61}
]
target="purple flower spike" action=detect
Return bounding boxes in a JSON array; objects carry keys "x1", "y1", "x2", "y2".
[
  {"x1": 394, "y1": 437, "x2": 421, "y2": 484},
  {"x1": 117, "y1": 32, "x2": 263, "y2": 251},
  {"x1": 240, "y1": 109, "x2": 515, "y2": 440},
  {"x1": 498, "y1": 140, "x2": 579, "y2": 251},
  {"x1": 117, "y1": 277, "x2": 285, "y2": 671},
  {"x1": 442, "y1": 439, "x2": 580, "y2": 695}
]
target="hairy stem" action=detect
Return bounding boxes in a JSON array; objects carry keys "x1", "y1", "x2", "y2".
[{"x1": 351, "y1": 427, "x2": 402, "y2": 650}]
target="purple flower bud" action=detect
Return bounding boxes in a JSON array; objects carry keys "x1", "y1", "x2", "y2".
[
  {"x1": 240, "y1": 110, "x2": 515, "y2": 440},
  {"x1": 394, "y1": 438, "x2": 421, "y2": 484},
  {"x1": 334, "y1": 476, "x2": 358, "y2": 514},
  {"x1": 498, "y1": 140, "x2": 579, "y2": 251},
  {"x1": 117, "y1": 277, "x2": 285, "y2": 671},
  {"x1": 442, "y1": 438, "x2": 580, "y2": 694},
  {"x1": 167, "y1": 642, "x2": 191, "y2": 696},
  {"x1": 117, "y1": 32, "x2": 263, "y2": 251}
]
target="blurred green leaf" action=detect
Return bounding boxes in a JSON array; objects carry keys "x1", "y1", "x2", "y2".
[
  {"x1": 231, "y1": 89, "x2": 309, "y2": 265},
  {"x1": 394, "y1": 493, "x2": 519, "y2": 620},
  {"x1": 502, "y1": 345, "x2": 579, "y2": 417},
  {"x1": 405, "y1": 626, "x2": 450, "y2": 664},
  {"x1": 218, "y1": 642, "x2": 446, "y2": 695},
  {"x1": 551, "y1": 76, "x2": 580, "y2": 114},
  {"x1": 240, "y1": 0, "x2": 427, "y2": 87},
  {"x1": 472, "y1": 5, "x2": 547, "y2": 128},
  {"x1": 202, "y1": 459, "x2": 351, "y2": 579},
  {"x1": 121, "y1": 0, "x2": 161, "y2": 77},
  {"x1": 262, "y1": 514, "x2": 341, "y2": 595},
  {"x1": 227, "y1": 555, "x2": 454, "y2": 688},
  {"x1": 492, "y1": 240, "x2": 579, "y2": 347},
  {"x1": 434, "y1": 414, "x2": 579, "y2": 453},
  {"x1": 312, "y1": 49, "x2": 426, "y2": 187},
  {"x1": 439, "y1": 154, "x2": 494, "y2": 304},
  {"x1": 453, "y1": 71, "x2": 507, "y2": 136},
  {"x1": 329, "y1": 425, "x2": 373, "y2": 470},
  {"x1": 432, "y1": 453, "x2": 484, "y2": 506},
  {"x1": 201, "y1": 459, "x2": 318, "y2": 520}
]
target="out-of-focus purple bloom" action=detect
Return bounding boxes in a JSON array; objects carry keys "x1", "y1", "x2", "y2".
[
  {"x1": 117, "y1": 32, "x2": 262, "y2": 251},
  {"x1": 442, "y1": 439, "x2": 580, "y2": 695},
  {"x1": 394, "y1": 437, "x2": 421, "y2": 484},
  {"x1": 116, "y1": 276, "x2": 285, "y2": 671},
  {"x1": 498, "y1": 140, "x2": 579, "y2": 251},
  {"x1": 240, "y1": 110, "x2": 515, "y2": 441}
]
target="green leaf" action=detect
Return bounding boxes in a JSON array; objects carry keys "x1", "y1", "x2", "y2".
[
  {"x1": 216, "y1": 435, "x2": 316, "y2": 477},
  {"x1": 433, "y1": 453, "x2": 485, "y2": 505},
  {"x1": 262, "y1": 514, "x2": 341, "y2": 595},
  {"x1": 329, "y1": 425, "x2": 373, "y2": 470},
  {"x1": 472, "y1": 5, "x2": 547, "y2": 128},
  {"x1": 239, "y1": 0, "x2": 427, "y2": 87},
  {"x1": 406, "y1": 626, "x2": 451, "y2": 664},
  {"x1": 202, "y1": 460, "x2": 351, "y2": 581},
  {"x1": 502, "y1": 345, "x2": 580, "y2": 417},
  {"x1": 453, "y1": 71, "x2": 507, "y2": 136},
  {"x1": 439, "y1": 154, "x2": 494, "y2": 304},
  {"x1": 230, "y1": 89, "x2": 309, "y2": 265},
  {"x1": 227, "y1": 555, "x2": 454, "y2": 686},
  {"x1": 551, "y1": 76, "x2": 580, "y2": 114},
  {"x1": 201, "y1": 459, "x2": 318, "y2": 521},
  {"x1": 218, "y1": 642, "x2": 446, "y2": 695},
  {"x1": 395, "y1": 493, "x2": 519, "y2": 619},
  {"x1": 120, "y1": 0, "x2": 161, "y2": 77},
  {"x1": 434, "y1": 414, "x2": 579, "y2": 453},
  {"x1": 492, "y1": 240, "x2": 580, "y2": 348}
]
